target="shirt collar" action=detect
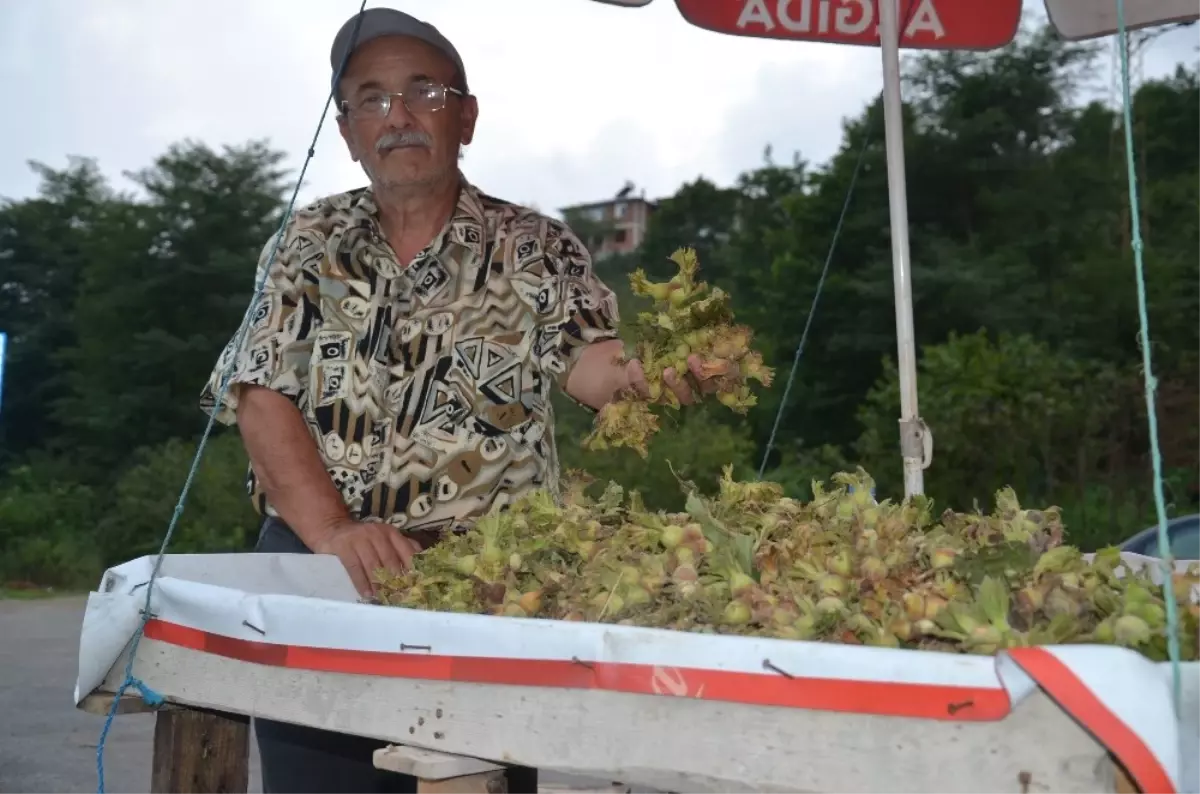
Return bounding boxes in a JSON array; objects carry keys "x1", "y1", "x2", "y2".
[{"x1": 350, "y1": 173, "x2": 487, "y2": 261}]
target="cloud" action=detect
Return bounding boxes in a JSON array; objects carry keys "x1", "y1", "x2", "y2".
[
  {"x1": 1, "y1": 0, "x2": 1194, "y2": 216},
  {"x1": 714, "y1": 42, "x2": 883, "y2": 178},
  {"x1": 0, "y1": 0, "x2": 883, "y2": 212},
  {"x1": 1134, "y1": 22, "x2": 1199, "y2": 78}
]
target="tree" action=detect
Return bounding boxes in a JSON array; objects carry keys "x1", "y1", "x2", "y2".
[
  {"x1": 51, "y1": 140, "x2": 290, "y2": 471},
  {"x1": 854, "y1": 330, "x2": 1195, "y2": 550},
  {"x1": 0, "y1": 158, "x2": 116, "y2": 466},
  {"x1": 2, "y1": 22, "x2": 1197, "y2": 587},
  {"x1": 637, "y1": 176, "x2": 740, "y2": 278},
  {"x1": 553, "y1": 393, "x2": 757, "y2": 512},
  {"x1": 95, "y1": 433, "x2": 259, "y2": 566}
]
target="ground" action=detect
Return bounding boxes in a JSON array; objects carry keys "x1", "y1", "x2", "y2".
[
  {"x1": 0, "y1": 595, "x2": 634, "y2": 793},
  {"x1": 0, "y1": 595, "x2": 181, "y2": 793}
]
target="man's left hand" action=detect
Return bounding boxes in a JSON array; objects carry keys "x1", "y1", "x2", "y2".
[{"x1": 625, "y1": 354, "x2": 721, "y2": 406}]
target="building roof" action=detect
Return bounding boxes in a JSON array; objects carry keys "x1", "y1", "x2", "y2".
[{"x1": 559, "y1": 195, "x2": 659, "y2": 213}]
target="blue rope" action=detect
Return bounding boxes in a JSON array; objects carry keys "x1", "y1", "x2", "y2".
[
  {"x1": 756, "y1": 118, "x2": 871, "y2": 479},
  {"x1": 93, "y1": 3, "x2": 368, "y2": 790},
  {"x1": 1113, "y1": 0, "x2": 1182, "y2": 712}
]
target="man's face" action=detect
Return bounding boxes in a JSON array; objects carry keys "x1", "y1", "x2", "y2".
[{"x1": 336, "y1": 35, "x2": 478, "y2": 196}]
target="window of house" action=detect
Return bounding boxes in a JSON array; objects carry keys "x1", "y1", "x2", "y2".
[
  {"x1": 614, "y1": 229, "x2": 628, "y2": 244},
  {"x1": 614, "y1": 202, "x2": 627, "y2": 219}
]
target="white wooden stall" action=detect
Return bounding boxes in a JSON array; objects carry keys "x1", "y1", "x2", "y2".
[{"x1": 75, "y1": 553, "x2": 1199, "y2": 793}]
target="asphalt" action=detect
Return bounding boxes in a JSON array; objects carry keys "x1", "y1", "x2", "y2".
[
  {"x1": 0, "y1": 595, "x2": 183, "y2": 793},
  {"x1": 0, "y1": 595, "x2": 639, "y2": 794}
]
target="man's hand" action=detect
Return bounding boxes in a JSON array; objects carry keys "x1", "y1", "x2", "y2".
[
  {"x1": 625, "y1": 353, "x2": 720, "y2": 406},
  {"x1": 566, "y1": 340, "x2": 724, "y2": 410},
  {"x1": 312, "y1": 520, "x2": 422, "y2": 598}
]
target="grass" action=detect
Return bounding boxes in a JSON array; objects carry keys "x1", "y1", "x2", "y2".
[{"x1": 0, "y1": 583, "x2": 83, "y2": 600}]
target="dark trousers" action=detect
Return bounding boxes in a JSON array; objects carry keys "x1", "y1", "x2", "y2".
[{"x1": 252, "y1": 516, "x2": 417, "y2": 793}]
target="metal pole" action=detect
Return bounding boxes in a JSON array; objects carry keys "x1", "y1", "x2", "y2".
[{"x1": 877, "y1": 0, "x2": 928, "y2": 497}]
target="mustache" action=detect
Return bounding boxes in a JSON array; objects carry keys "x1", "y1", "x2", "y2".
[{"x1": 375, "y1": 130, "x2": 433, "y2": 153}]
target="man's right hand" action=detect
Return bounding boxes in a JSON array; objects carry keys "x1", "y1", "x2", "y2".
[{"x1": 312, "y1": 520, "x2": 422, "y2": 598}]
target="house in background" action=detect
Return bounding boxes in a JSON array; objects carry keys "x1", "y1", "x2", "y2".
[{"x1": 560, "y1": 181, "x2": 657, "y2": 260}]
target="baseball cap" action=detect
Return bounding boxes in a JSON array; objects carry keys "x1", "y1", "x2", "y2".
[{"x1": 329, "y1": 7, "x2": 469, "y2": 99}]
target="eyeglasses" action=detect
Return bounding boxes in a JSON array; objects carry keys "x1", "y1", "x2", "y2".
[{"x1": 340, "y1": 81, "x2": 464, "y2": 119}]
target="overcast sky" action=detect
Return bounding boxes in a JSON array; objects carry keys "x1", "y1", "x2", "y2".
[{"x1": 2, "y1": 0, "x2": 1196, "y2": 216}]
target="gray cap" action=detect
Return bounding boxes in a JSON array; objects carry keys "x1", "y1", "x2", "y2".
[{"x1": 329, "y1": 8, "x2": 468, "y2": 99}]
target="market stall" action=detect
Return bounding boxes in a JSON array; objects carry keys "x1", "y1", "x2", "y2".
[
  {"x1": 74, "y1": 1, "x2": 1199, "y2": 793},
  {"x1": 75, "y1": 550, "x2": 1199, "y2": 792}
]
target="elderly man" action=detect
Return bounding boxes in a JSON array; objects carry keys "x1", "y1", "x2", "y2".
[{"x1": 199, "y1": 7, "x2": 713, "y2": 793}]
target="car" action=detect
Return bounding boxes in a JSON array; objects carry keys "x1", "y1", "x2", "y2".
[{"x1": 1119, "y1": 513, "x2": 1200, "y2": 561}]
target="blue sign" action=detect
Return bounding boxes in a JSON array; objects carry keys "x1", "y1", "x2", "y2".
[{"x1": 0, "y1": 332, "x2": 6, "y2": 417}]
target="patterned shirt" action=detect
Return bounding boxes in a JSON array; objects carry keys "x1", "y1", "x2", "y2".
[{"x1": 199, "y1": 178, "x2": 620, "y2": 548}]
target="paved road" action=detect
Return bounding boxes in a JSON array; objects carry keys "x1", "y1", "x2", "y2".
[
  {"x1": 0, "y1": 595, "x2": 232, "y2": 793},
  {"x1": 0, "y1": 596, "x2": 260, "y2": 793},
  {"x1": 0, "y1": 596, "x2": 633, "y2": 794}
]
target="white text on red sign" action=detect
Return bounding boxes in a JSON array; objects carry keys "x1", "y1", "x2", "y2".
[{"x1": 736, "y1": 0, "x2": 947, "y2": 41}]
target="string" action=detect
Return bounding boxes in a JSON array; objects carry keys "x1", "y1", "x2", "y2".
[
  {"x1": 1113, "y1": 0, "x2": 1182, "y2": 712},
  {"x1": 92, "y1": 3, "x2": 370, "y2": 790}
]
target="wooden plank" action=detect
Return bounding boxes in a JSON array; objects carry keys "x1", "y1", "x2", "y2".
[
  {"x1": 373, "y1": 745, "x2": 540, "y2": 793},
  {"x1": 374, "y1": 745, "x2": 504, "y2": 780},
  {"x1": 78, "y1": 691, "x2": 178, "y2": 717},
  {"x1": 150, "y1": 708, "x2": 250, "y2": 793}
]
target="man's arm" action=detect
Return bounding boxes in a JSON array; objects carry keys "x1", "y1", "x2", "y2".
[
  {"x1": 234, "y1": 385, "x2": 350, "y2": 548},
  {"x1": 533, "y1": 221, "x2": 713, "y2": 411},
  {"x1": 200, "y1": 232, "x2": 344, "y2": 545},
  {"x1": 528, "y1": 220, "x2": 627, "y2": 406},
  {"x1": 235, "y1": 383, "x2": 417, "y2": 596},
  {"x1": 199, "y1": 230, "x2": 418, "y2": 596}
]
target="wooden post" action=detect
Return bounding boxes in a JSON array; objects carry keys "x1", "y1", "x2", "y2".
[{"x1": 151, "y1": 707, "x2": 250, "y2": 793}]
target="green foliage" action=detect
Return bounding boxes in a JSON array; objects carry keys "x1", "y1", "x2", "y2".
[
  {"x1": 0, "y1": 433, "x2": 257, "y2": 588},
  {"x1": 0, "y1": 461, "x2": 102, "y2": 588},
  {"x1": 855, "y1": 330, "x2": 1091, "y2": 503},
  {"x1": 758, "y1": 444, "x2": 855, "y2": 502},
  {"x1": 94, "y1": 433, "x2": 259, "y2": 564},
  {"x1": 0, "y1": 22, "x2": 1196, "y2": 585},
  {"x1": 54, "y1": 140, "x2": 290, "y2": 474},
  {"x1": 0, "y1": 158, "x2": 114, "y2": 469},
  {"x1": 555, "y1": 394, "x2": 757, "y2": 512}
]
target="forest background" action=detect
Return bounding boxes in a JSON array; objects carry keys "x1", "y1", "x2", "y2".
[{"x1": 1, "y1": 26, "x2": 1196, "y2": 587}]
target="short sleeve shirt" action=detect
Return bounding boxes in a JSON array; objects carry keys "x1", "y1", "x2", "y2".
[{"x1": 199, "y1": 180, "x2": 620, "y2": 548}]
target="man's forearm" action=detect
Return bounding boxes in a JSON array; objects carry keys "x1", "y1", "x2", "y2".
[
  {"x1": 234, "y1": 384, "x2": 350, "y2": 549},
  {"x1": 565, "y1": 338, "x2": 630, "y2": 410}
]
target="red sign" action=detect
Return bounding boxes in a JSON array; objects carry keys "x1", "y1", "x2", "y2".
[{"x1": 674, "y1": 0, "x2": 1022, "y2": 51}]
